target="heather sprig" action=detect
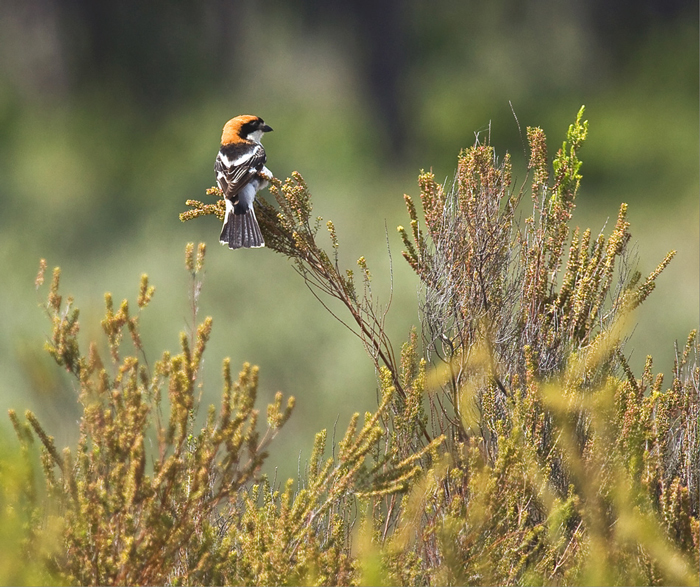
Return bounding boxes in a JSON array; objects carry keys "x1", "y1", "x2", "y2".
[{"x1": 14, "y1": 244, "x2": 295, "y2": 585}]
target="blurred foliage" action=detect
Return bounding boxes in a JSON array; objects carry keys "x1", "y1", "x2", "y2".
[{"x1": 0, "y1": 0, "x2": 697, "y2": 501}]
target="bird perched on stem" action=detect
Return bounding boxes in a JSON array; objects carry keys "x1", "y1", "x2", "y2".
[{"x1": 216, "y1": 115, "x2": 273, "y2": 249}]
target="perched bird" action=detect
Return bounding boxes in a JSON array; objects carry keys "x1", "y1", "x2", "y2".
[{"x1": 215, "y1": 115, "x2": 273, "y2": 249}]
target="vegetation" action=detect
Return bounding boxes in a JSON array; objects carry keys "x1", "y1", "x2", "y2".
[{"x1": 5, "y1": 109, "x2": 698, "y2": 585}]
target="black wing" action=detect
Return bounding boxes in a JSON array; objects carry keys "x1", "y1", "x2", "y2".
[{"x1": 215, "y1": 142, "x2": 267, "y2": 199}]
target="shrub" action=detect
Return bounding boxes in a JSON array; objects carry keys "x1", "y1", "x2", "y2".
[{"x1": 8, "y1": 107, "x2": 698, "y2": 585}]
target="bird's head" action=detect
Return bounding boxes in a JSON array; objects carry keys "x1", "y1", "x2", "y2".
[{"x1": 221, "y1": 115, "x2": 273, "y2": 145}]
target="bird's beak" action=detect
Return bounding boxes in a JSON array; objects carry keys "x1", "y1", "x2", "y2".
[{"x1": 262, "y1": 124, "x2": 273, "y2": 132}]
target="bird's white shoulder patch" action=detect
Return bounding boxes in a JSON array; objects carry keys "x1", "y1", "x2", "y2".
[{"x1": 218, "y1": 149, "x2": 256, "y2": 168}]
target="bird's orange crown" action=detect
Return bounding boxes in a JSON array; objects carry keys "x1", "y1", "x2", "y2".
[{"x1": 221, "y1": 115, "x2": 269, "y2": 145}]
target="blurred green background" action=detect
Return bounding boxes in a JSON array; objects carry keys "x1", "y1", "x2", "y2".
[{"x1": 1, "y1": 1, "x2": 697, "y2": 479}]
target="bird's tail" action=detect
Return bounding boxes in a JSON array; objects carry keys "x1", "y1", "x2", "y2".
[{"x1": 219, "y1": 203, "x2": 264, "y2": 249}]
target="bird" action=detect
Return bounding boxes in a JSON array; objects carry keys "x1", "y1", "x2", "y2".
[{"x1": 215, "y1": 115, "x2": 273, "y2": 249}]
